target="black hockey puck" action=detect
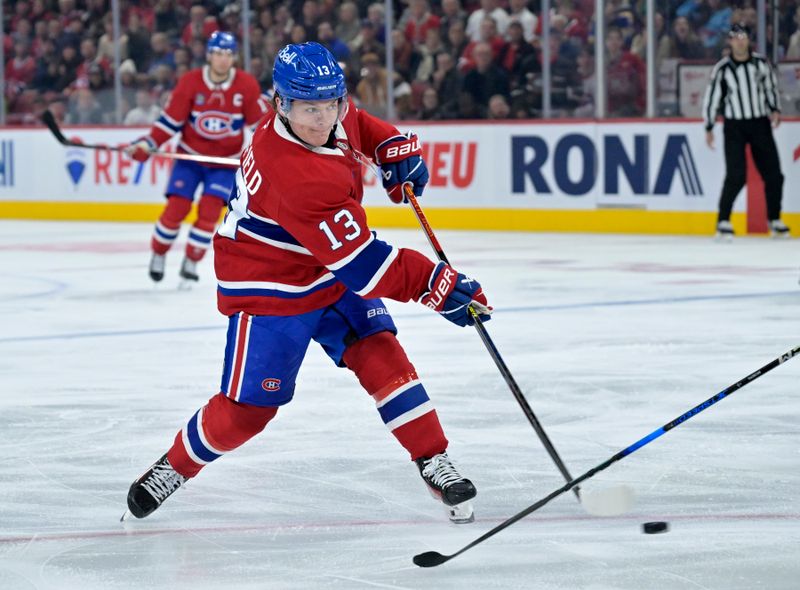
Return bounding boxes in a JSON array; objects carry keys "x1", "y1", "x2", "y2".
[{"x1": 642, "y1": 521, "x2": 669, "y2": 534}]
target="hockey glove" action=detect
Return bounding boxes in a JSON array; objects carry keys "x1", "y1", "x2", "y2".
[
  {"x1": 126, "y1": 137, "x2": 156, "y2": 163},
  {"x1": 420, "y1": 262, "x2": 493, "y2": 327},
  {"x1": 375, "y1": 133, "x2": 429, "y2": 204}
]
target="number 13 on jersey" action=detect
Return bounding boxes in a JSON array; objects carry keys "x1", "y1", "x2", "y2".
[{"x1": 319, "y1": 208, "x2": 361, "y2": 250}]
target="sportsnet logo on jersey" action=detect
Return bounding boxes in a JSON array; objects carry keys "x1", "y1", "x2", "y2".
[
  {"x1": 191, "y1": 110, "x2": 238, "y2": 139},
  {"x1": 261, "y1": 378, "x2": 281, "y2": 392}
]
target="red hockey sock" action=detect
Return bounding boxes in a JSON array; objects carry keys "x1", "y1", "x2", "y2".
[
  {"x1": 343, "y1": 332, "x2": 448, "y2": 460},
  {"x1": 167, "y1": 393, "x2": 278, "y2": 478},
  {"x1": 151, "y1": 195, "x2": 192, "y2": 255},
  {"x1": 185, "y1": 194, "x2": 225, "y2": 262}
]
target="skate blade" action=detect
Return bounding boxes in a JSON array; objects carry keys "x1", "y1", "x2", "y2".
[
  {"x1": 714, "y1": 233, "x2": 733, "y2": 243},
  {"x1": 447, "y1": 500, "x2": 475, "y2": 524},
  {"x1": 177, "y1": 279, "x2": 196, "y2": 291},
  {"x1": 120, "y1": 509, "x2": 133, "y2": 522}
]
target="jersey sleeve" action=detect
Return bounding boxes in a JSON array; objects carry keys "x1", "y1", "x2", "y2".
[
  {"x1": 352, "y1": 104, "x2": 405, "y2": 162},
  {"x1": 147, "y1": 76, "x2": 193, "y2": 148},
  {"x1": 271, "y1": 171, "x2": 435, "y2": 303}
]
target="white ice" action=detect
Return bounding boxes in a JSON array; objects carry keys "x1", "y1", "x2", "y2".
[{"x1": 1, "y1": 220, "x2": 798, "y2": 590}]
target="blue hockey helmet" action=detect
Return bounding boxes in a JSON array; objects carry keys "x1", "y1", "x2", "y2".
[
  {"x1": 206, "y1": 31, "x2": 238, "y2": 54},
  {"x1": 272, "y1": 42, "x2": 346, "y2": 111}
]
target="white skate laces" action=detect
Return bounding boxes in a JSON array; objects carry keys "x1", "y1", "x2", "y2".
[
  {"x1": 420, "y1": 454, "x2": 465, "y2": 489},
  {"x1": 141, "y1": 460, "x2": 186, "y2": 503}
]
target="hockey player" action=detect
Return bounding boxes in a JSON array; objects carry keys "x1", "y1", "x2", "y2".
[
  {"x1": 124, "y1": 42, "x2": 492, "y2": 524},
  {"x1": 127, "y1": 31, "x2": 269, "y2": 283}
]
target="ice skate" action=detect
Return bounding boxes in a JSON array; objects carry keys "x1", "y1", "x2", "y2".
[
  {"x1": 179, "y1": 257, "x2": 199, "y2": 282},
  {"x1": 769, "y1": 220, "x2": 790, "y2": 239},
  {"x1": 149, "y1": 253, "x2": 166, "y2": 282},
  {"x1": 416, "y1": 452, "x2": 476, "y2": 524},
  {"x1": 123, "y1": 454, "x2": 186, "y2": 520},
  {"x1": 715, "y1": 220, "x2": 734, "y2": 242}
]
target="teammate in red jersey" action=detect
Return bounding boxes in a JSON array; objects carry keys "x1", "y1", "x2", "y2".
[
  {"x1": 126, "y1": 31, "x2": 269, "y2": 284},
  {"x1": 124, "y1": 42, "x2": 492, "y2": 524}
]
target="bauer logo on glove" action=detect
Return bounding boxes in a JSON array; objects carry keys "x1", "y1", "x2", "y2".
[
  {"x1": 375, "y1": 133, "x2": 429, "y2": 204},
  {"x1": 420, "y1": 262, "x2": 493, "y2": 327}
]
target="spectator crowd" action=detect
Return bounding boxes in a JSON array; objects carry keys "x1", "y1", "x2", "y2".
[{"x1": 3, "y1": 0, "x2": 799, "y2": 125}]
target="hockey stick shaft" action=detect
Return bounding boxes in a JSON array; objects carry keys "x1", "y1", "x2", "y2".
[
  {"x1": 41, "y1": 110, "x2": 239, "y2": 167},
  {"x1": 414, "y1": 345, "x2": 800, "y2": 567},
  {"x1": 401, "y1": 184, "x2": 580, "y2": 500}
]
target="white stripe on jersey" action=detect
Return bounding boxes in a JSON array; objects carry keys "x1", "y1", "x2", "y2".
[
  {"x1": 327, "y1": 233, "x2": 376, "y2": 271},
  {"x1": 218, "y1": 273, "x2": 336, "y2": 293},
  {"x1": 355, "y1": 246, "x2": 399, "y2": 297},
  {"x1": 237, "y1": 226, "x2": 313, "y2": 255}
]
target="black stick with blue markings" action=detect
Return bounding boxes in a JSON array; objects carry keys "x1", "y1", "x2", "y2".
[{"x1": 413, "y1": 345, "x2": 800, "y2": 568}]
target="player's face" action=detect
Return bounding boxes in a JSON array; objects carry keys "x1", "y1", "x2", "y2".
[
  {"x1": 283, "y1": 98, "x2": 342, "y2": 147},
  {"x1": 207, "y1": 50, "x2": 235, "y2": 77}
]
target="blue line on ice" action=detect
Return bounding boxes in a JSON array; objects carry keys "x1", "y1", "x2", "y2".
[{"x1": 1, "y1": 289, "x2": 796, "y2": 344}]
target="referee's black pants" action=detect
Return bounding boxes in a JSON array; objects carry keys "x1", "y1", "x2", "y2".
[{"x1": 718, "y1": 117, "x2": 784, "y2": 222}]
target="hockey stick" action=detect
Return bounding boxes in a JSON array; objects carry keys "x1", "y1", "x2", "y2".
[
  {"x1": 41, "y1": 110, "x2": 239, "y2": 167},
  {"x1": 413, "y1": 345, "x2": 800, "y2": 568},
  {"x1": 400, "y1": 184, "x2": 581, "y2": 501}
]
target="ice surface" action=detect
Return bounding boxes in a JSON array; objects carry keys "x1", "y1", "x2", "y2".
[{"x1": 1, "y1": 221, "x2": 798, "y2": 589}]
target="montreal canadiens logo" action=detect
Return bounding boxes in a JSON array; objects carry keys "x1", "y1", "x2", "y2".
[
  {"x1": 261, "y1": 378, "x2": 281, "y2": 392},
  {"x1": 194, "y1": 110, "x2": 234, "y2": 139}
]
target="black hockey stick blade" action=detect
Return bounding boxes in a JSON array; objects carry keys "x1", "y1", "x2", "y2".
[
  {"x1": 413, "y1": 551, "x2": 449, "y2": 568},
  {"x1": 41, "y1": 109, "x2": 70, "y2": 145},
  {"x1": 42, "y1": 109, "x2": 122, "y2": 151}
]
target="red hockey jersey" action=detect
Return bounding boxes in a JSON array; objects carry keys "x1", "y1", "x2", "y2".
[
  {"x1": 214, "y1": 103, "x2": 436, "y2": 316},
  {"x1": 145, "y1": 66, "x2": 268, "y2": 159}
]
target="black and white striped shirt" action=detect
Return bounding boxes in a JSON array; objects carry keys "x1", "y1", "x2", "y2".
[{"x1": 702, "y1": 52, "x2": 780, "y2": 130}]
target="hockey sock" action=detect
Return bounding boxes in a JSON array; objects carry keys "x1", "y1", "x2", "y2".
[
  {"x1": 167, "y1": 393, "x2": 278, "y2": 478},
  {"x1": 185, "y1": 194, "x2": 225, "y2": 262},
  {"x1": 151, "y1": 195, "x2": 192, "y2": 255},
  {"x1": 343, "y1": 332, "x2": 448, "y2": 460}
]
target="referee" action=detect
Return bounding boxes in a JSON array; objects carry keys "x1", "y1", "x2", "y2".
[{"x1": 702, "y1": 22, "x2": 789, "y2": 239}]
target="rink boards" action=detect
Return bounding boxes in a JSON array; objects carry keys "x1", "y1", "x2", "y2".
[{"x1": 1, "y1": 119, "x2": 798, "y2": 235}]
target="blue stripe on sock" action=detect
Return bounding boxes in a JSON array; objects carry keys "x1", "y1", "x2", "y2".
[
  {"x1": 377, "y1": 384, "x2": 430, "y2": 425},
  {"x1": 187, "y1": 411, "x2": 221, "y2": 463}
]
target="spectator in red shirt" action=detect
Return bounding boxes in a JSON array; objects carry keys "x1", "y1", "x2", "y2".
[
  {"x1": 405, "y1": 0, "x2": 441, "y2": 45},
  {"x1": 605, "y1": 26, "x2": 645, "y2": 116},
  {"x1": 181, "y1": 5, "x2": 219, "y2": 46},
  {"x1": 5, "y1": 41, "x2": 37, "y2": 99},
  {"x1": 460, "y1": 16, "x2": 507, "y2": 71}
]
